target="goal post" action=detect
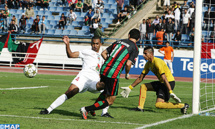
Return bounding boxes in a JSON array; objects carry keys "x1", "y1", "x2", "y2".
[{"x1": 192, "y1": 0, "x2": 203, "y2": 114}]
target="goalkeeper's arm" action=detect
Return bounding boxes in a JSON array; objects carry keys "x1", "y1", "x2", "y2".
[
  {"x1": 161, "y1": 74, "x2": 181, "y2": 103},
  {"x1": 120, "y1": 73, "x2": 146, "y2": 98}
]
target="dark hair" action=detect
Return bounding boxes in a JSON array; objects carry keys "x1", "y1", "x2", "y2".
[
  {"x1": 43, "y1": 15, "x2": 45, "y2": 17},
  {"x1": 144, "y1": 46, "x2": 154, "y2": 54},
  {"x1": 91, "y1": 36, "x2": 101, "y2": 43},
  {"x1": 36, "y1": 15, "x2": 39, "y2": 17},
  {"x1": 166, "y1": 41, "x2": 170, "y2": 44},
  {"x1": 129, "y1": 28, "x2": 140, "y2": 40}
]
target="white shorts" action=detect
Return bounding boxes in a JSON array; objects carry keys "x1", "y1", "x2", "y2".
[
  {"x1": 164, "y1": 0, "x2": 170, "y2": 6},
  {"x1": 71, "y1": 70, "x2": 101, "y2": 93}
]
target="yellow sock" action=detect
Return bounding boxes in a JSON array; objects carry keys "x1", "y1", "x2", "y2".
[
  {"x1": 138, "y1": 84, "x2": 147, "y2": 109},
  {"x1": 155, "y1": 102, "x2": 185, "y2": 109}
]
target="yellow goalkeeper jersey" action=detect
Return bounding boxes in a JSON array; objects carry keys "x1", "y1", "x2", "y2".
[{"x1": 142, "y1": 57, "x2": 175, "y2": 83}]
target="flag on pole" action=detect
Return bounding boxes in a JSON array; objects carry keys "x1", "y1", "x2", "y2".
[
  {"x1": 0, "y1": 33, "x2": 13, "y2": 54},
  {"x1": 10, "y1": 38, "x2": 43, "y2": 66}
]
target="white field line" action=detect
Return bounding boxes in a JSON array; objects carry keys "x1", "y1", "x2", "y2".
[
  {"x1": 0, "y1": 86, "x2": 48, "y2": 90},
  {"x1": 135, "y1": 114, "x2": 193, "y2": 129},
  {"x1": 0, "y1": 114, "x2": 144, "y2": 126}
]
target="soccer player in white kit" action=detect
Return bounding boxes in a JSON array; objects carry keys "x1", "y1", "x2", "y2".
[{"x1": 40, "y1": 36, "x2": 110, "y2": 117}]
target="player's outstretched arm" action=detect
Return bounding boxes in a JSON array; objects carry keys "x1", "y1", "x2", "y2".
[
  {"x1": 120, "y1": 73, "x2": 145, "y2": 98},
  {"x1": 161, "y1": 74, "x2": 181, "y2": 103},
  {"x1": 125, "y1": 60, "x2": 132, "y2": 79},
  {"x1": 62, "y1": 36, "x2": 79, "y2": 58}
]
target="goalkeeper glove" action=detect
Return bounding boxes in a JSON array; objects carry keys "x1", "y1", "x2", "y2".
[
  {"x1": 120, "y1": 85, "x2": 133, "y2": 98},
  {"x1": 169, "y1": 90, "x2": 181, "y2": 103}
]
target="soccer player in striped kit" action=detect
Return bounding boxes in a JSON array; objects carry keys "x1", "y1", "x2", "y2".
[{"x1": 80, "y1": 29, "x2": 140, "y2": 119}]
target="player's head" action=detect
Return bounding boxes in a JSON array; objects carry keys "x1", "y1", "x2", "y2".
[
  {"x1": 165, "y1": 41, "x2": 170, "y2": 46},
  {"x1": 91, "y1": 36, "x2": 102, "y2": 53},
  {"x1": 128, "y1": 28, "x2": 140, "y2": 42},
  {"x1": 143, "y1": 46, "x2": 154, "y2": 61}
]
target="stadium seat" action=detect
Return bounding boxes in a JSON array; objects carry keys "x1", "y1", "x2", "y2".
[
  {"x1": 56, "y1": 7, "x2": 63, "y2": 12},
  {"x1": 104, "y1": 4, "x2": 111, "y2": 9},
  {"x1": 47, "y1": 15, "x2": 55, "y2": 20},
  {"x1": 72, "y1": 21, "x2": 80, "y2": 27},
  {"x1": 105, "y1": 19, "x2": 112, "y2": 24},
  {"x1": 81, "y1": 12, "x2": 87, "y2": 17},
  {"x1": 82, "y1": 26, "x2": 90, "y2": 31},
  {"x1": 38, "y1": 11, "x2": 44, "y2": 16},
  {"x1": 77, "y1": 30, "x2": 86, "y2": 36},
  {"x1": 76, "y1": 17, "x2": 83, "y2": 21},
  {"x1": 54, "y1": 16, "x2": 61, "y2": 20},
  {"x1": 10, "y1": 9, "x2": 16, "y2": 14},
  {"x1": 211, "y1": 7, "x2": 215, "y2": 12},
  {"x1": 102, "y1": 23, "x2": 109, "y2": 28},
  {"x1": 49, "y1": 2, "x2": 55, "y2": 6},
  {"x1": 50, "y1": 20, "x2": 58, "y2": 25},
  {"x1": 69, "y1": 30, "x2": 78, "y2": 35},
  {"x1": 17, "y1": 10, "x2": 23, "y2": 14},
  {"x1": 101, "y1": 18, "x2": 106, "y2": 23},
  {"x1": 54, "y1": 29, "x2": 62, "y2": 35},
  {"x1": 203, "y1": 7, "x2": 208, "y2": 12},
  {"x1": 45, "y1": 11, "x2": 52, "y2": 16},
  {"x1": 67, "y1": 25, "x2": 74, "y2": 30},
  {"x1": 181, "y1": 34, "x2": 189, "y2": 41},
  {"x1": 75, "y1": 12, "x2": 81, "y2": 17},
  {"x1": 49, "y1": 7, "x2": 57, "y2": 12},
  {"x1": 62, "y1": 30, "x2": 71, "y2": 35},
  {"x1": 27, "y1": 19, "x2": 34, "y2": 25},
  {"x1": 47, "y1": 29, "x2": 55, "y2": 35},
  {"x1": 102, "y1": 13, "x2": 109, "y2": 18}
]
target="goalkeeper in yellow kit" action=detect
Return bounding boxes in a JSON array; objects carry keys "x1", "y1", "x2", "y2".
[{"x1": 120, "y1": 46, "x2": 189, "y2": 114}]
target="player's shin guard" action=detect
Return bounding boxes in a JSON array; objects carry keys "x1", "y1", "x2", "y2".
[
  {"x1": 95, "y1": 91, "x2": 106, "y2": 103},
  {"x1": 155, "y1": 102, "x2": 185, "y2": 109},
  {"x1": 85, "y1": 100, "x2": 109, "y2": 112},
  {"x1": 138, "y1": 84, "x2": 147, "y2": 109}
]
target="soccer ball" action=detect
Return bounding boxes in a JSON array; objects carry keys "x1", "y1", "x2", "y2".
[{"x1": 23, "y1": 64, "x2": 38, "y2": 78}]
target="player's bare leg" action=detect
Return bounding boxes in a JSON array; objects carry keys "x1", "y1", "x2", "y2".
[{"x1": 40, "y1": 84, "x2": 79, "y2": 114}]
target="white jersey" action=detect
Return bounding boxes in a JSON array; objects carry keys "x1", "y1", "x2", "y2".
[
  {"x1": 79, "y1": 49, "x2": 104, "y2": 74},
  {"x1": 71, "y1": 49, "x2": 104, "y2": 93}
]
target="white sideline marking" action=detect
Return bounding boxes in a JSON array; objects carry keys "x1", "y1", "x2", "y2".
[
  {"x1": 136, "y1": 114, "x2": 193, "y2": 129},
  {"x1": 0, "y1": 114, "x2": 144, "y2": 125},
  {"x1": 0, "y1": 86, "x2": 48, "y2": 90}
]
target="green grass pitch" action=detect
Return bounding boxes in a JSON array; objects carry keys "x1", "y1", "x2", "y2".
[{"x1": 0, "y1": 72, "x2": 214, "y2": 129}]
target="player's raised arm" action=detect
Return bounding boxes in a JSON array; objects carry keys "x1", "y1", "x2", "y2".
[
  {"x1": 120, "y1": 73, "x2": 146, "y2": 98},
  {"x1": 62, "y1": 36, "x2": 79, "y2": 58}
]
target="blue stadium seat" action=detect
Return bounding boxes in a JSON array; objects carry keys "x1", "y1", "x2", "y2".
[
  {"x1": 54, "y1": 29, "x2": 63, "y2": 35},
  {"x1": 49, "y1": 2, "x2": 55, "y2": 6},
  {"x1": 203, "y1": 7, "x2": 208, "y2": 12},
  {"x1": 38, "y1": 11, "x2": 44, "y2": 16},
  {"x1": 82, "y1": 26, "x2": 90, "y2": 31},
  {"x1": 101, "y1": 18, "x2": 106, "y2": 23},
  {"x1": 10, "y1": 9, "x2": 16, "y2": 14},
  {"x1": 181, "y1": 34, "x2": 189, "y2": 41},
  {"x1": 102, "y1": 13, "x2": 109, "y2": 18},
  {"x1": 105, "y1": 19, "x2": 112, "y2": 24},
  {"x1": 51, "y1": 0, "x2": 58, "y2": 2},
  {"x1": 211, "y1": 7, "x2": 215, "y2": 12},
  {"x1": 76, "y1": 17, "x2": 83, "y2": 21},
  {"x1": 27, "y1": 19, "x2": 34, "y2": 24},
  {"x1": 56, "y1": 7, "x2": 63, "y2": 12},
  {"x1": 102, "y1": 23, "x2": 109, "y2": 28},
  {"x1": 54, "y1": 16, "x2": 61, "y2": 20},
  {"x1": 103, "y1": 0, "x2": 108, "y2": 3},
  {"x1": 72, "y1": 21, "x2": 80, "y2": 27},
  {"x1": 75, "y1": 12, "x2": 81, "y2": 17},
  {"x1": 45, "y1": 11, "x2": 52, "y2": 16},
  {"x1": 47, "y1": 30, "x2": 55, "y2": 35},
  {"x1": 17, "y1": 10, "x2": 23, "y2": 14},
  {"x1": 62, "y1": 30, "x2": 71, "y2": 35},
  {"x1": 47, "y1": 15, "x2": 54, "y2": 20},
  {"x1": 50, "y1": 20, "x2": 58, "y2": 25},
  {"x1": 67, "y1": 25, "x2": 74, "y2": 30},
  {"x1": 110, "y1": 4, "x2": 117, "y2": 9},
  {"x1": 81, "y1": 12, "x2": 87, "y2": 17},
  {"x1": 77, "y1": 30, "x2": 86, "y2": 36},
  {"x1": 104, "y1": 4, "x2": 111, "y2": 9},
  {"x1": 69, "y1": 30, "x2": 78, "y2": 35},
  {"x1": 49, "y1": 7, "x2": 57, "y2": 12}
]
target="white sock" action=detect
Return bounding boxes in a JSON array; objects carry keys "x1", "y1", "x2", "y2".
[
  {"x1": 47, "y1": 94, "x2": 68, "y2": 113},
  {"x1": 101, "y1": 106, "x2": 109, "y2": 115}
]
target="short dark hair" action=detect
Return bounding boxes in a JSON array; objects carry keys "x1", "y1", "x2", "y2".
[
  {"x1": 144, "y1": 46, "x2": 154, "y2": 54},
  {"x1": 91, "y1": 36, "x2": 101, "y2": 43},
  {"x1": 166, "y1": 41, "x2": 170, "y2": 44},
  {"x1": 129, "y1": 28, "x2": 140, "y2": 40}
]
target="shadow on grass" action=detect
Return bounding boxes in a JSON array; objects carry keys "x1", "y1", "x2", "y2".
[
  {"x1": 110, "y1": 106, "x2": 156, "y2": 112},
  {"x1": 33, "y1": 107, "x2": 97, "y2": 119}
]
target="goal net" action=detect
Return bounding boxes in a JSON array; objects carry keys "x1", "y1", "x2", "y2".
[{"x1": 193, "y1": 0, "x2": 215, "y2": 114}]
